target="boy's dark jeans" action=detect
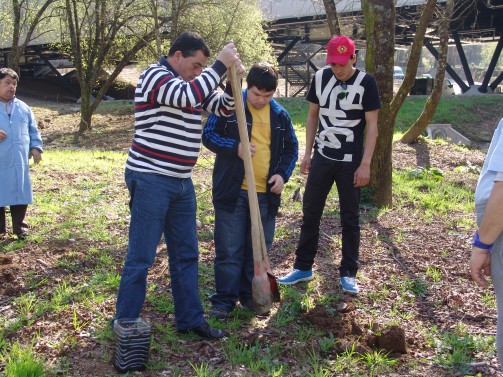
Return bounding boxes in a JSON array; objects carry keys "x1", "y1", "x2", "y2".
[
  {"x1": 0, "y1": 205, "x2": 29, "y2": 235},
  {"x1": 293, "y1": 152, "x2": 361, "y2": 277}
]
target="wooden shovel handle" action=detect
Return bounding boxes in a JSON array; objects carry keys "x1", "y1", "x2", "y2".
[{"x1": 228, "y1": 66, "x2": 267, "y2": 264}]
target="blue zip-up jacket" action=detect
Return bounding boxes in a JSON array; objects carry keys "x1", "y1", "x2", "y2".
[{"x1": 202, "y1": 89, "x2": 298, "y2": 215}]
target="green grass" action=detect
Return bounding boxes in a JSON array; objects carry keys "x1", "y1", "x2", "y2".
[
  {"x1": 393, "y1": 166, "x2": 475, "y2": 220},
  {"x1": 190, "y1": 361, "x2": 222, "y2": 377},
  {"x1": 426, "y1": 323, "x2": 496, "y2": 375},
  {"x1": 278, "y1": 95, "x2": 503, "y2": 141},
  {"x1": 1, "y1": 341, "x2": 46, "y2": 377},
  {"x1": 29, "y1": 150, "x2": 130, "y2": 245},
  {"x1": 392, "y1": 95, "x2": 502, "y2": 140}
]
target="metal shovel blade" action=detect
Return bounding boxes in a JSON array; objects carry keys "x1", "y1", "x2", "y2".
[{"x1": 252, "y1": 261, "x2": 273, "y2": 314}]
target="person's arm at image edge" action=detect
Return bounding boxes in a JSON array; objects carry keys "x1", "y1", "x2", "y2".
[
  {"x1": 470, "y1": 180, "x2": 503, "y2": 288},
  {"x1": 478, "y1": 181, "x2": 503, "y2": 245}
]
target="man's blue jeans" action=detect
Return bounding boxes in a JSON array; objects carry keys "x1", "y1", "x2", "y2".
[
  {"x1": 115, "y1": 168, "x2": 204, "y2": 330},
  {"x1": 211, "y1": 190, "x2": 275, "y2": 312}
]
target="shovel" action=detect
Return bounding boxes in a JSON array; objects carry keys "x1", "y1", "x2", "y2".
[
  {"x1": 254, "y1": 197, "x2": 281, "y2": 303},
  {"x1": 228, "y1": 66, "x2": 280, "y2": 314}
]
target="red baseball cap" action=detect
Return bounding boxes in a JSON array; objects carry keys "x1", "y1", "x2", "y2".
[{"x1": 325, "y1": 35, "x2": 355, "y2": 65}]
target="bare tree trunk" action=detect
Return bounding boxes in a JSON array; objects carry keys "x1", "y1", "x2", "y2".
[
  {"x1": 171, "y1": 0, "x2": 180, "y2": 43},
  {"x1": 8, "y1": 0, "x2": 22, "y2": 72},
  {"x1": 150, "y1": 0, "x2": 162, "y2": 57},
  {"x1": 363, "y1": 0, "x2": 396, "y2": 207},
  {"x1": 362, "y1": 0, "x2": 440, "y2": 206},
  {"x1": 401, "y1": 0, "x2": 454, "y2": 143},
  {"x1": 78, "y1": 84, "x2": 93, "y2": 133},
  {"x1": 390, "y1": 0, "x2": 437, "y2": 115},
  {"x1": 322, "y1": 0, "x2": 340, "y2": 36}
]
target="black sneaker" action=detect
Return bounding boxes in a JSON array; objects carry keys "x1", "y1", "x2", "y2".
[
  {"x1": 208, "y1": 307, "x2": 229, "y2": 320},
  {"x1": 178, "y1": 321, "x2": 228, "y2": 340}
]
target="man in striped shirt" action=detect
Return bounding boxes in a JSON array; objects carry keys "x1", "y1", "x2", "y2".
[{"x1": 114, "y1": 32, "x2": 243, "y2": 340}]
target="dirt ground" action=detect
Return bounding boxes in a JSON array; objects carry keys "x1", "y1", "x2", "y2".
[{"x1": 1, "y1": 92, "x2": 502, "y2": 376}]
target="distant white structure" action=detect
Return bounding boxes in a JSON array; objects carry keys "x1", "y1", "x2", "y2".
[{"x1": 260, "y1": 0, "x2": 432, "y2": 20}]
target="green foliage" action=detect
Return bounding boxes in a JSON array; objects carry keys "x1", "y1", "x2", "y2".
[
  {"x1": 333, "y1": 343, "x2": 360, "y2": 373},
  {"x1": 1, "y1": 341, "x2": 46, "y2": 377},
  {"x1": 428, "y1": 323, "x2": 496, "y2": 373},
  {"x1": 480, "y1": 42, "x2": 503, "y2": 72},
  {"x1": 306, "y1": 348, "x2": 333, "y2": 376},
  {"x1": 407, "y1": 278, "x2": 429, "y2": 297},
  {"x1": 132, "y1": 0, "x2": 273, "y2": 69},
  {"x1": 389, "y1": 275, "x2": 428, "y2": 298},
  {"x1": 294, "y1": 324, "x2": 316, "y2": 342},
  {"x1": 189, "y1": 361, "x2": 222, "y2": 377},
  {"x1": 426, "y1": 266, "x2": 442, "y2": 283},
  {"x1": 406, "y1": 167, "x2": 445, "y2": 180},
  {"x1": 367, "y1": 283, "x2": 390, "y2": 303},
  {"x1": 454, "y1": 160, "x2": 481, "y2": 175},
  {"x1": 318, "y1": 333, "x2": 336, "y2": 352},
  {"x1": 15, "y1": 293, "x2": 37, "y2": 320},
  {"x1": 481, "y1": 292, "x2": 496, "y2": 308},
  {"x1": 72, "y1": 308, "x2": 90, "y2": 332},
  {"x1": 360, "y1": 349, "x2": 398, "y2": 377},
  {"x1": 222, "y1": 336, "x2": 284, "y2": 374},
  {"x1": 95, "y1": 100, "x2": 134, "y2": 116},
  {"x1": 174, "y1": 0, "x2": 272, "y2": 68},
  {"x1": 147, "y1": 293, "x2": 175, "y2": 315}
]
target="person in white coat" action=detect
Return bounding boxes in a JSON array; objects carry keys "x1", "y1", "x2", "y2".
[
  {"x1": 0, "y1": 68, "x2": 43, "y2": 239},
  {"x1": 469, "y1": 117, "x2": 503, "y2": 370}
]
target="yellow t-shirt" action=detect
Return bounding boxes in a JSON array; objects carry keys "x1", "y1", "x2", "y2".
[{"x1": 241, "y1": 101, "x2": 271, "y2": 193}]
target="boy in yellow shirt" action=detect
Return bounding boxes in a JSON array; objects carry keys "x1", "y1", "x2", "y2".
[{"x1": 203, "y1": 63, "x2": 298, "y2": 319}]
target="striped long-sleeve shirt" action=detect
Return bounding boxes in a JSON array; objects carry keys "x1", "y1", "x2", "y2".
[{"x1": 126, "y1": 56, "x2": 234, "y2": 178}]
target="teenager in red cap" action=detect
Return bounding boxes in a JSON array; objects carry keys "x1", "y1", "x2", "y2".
[{"x1": 278, "y1": 35, "x2": 380, "y2": 294}]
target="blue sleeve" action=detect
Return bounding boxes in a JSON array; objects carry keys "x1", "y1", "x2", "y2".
[
  {"x1": 202, "y1": 113, "x2": 239, "y2": 157},
  {"x1": 27, "y1": 107, "x2": 43, "y2": 152},
  {"x1": 277, "y1": 113, "x2": 298, "y2": 183}
]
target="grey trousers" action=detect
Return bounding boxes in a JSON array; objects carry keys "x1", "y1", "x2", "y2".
[{"x1": 477, "y1": 203, "x2": 503, "y2": 371}]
